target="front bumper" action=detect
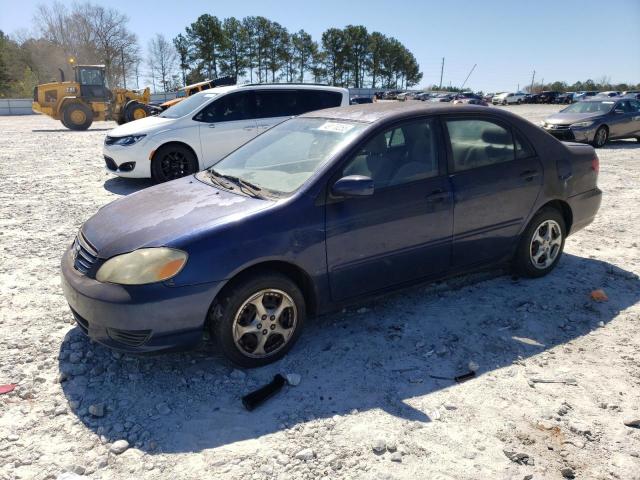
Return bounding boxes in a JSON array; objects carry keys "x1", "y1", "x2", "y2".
[
  {"x1": 103, "y1": 142, "x2": 152, "y2": 179},
  {"x1": 61, "y1": 245, "x2": 223, "y2": 353},
  {"x1": 543, "y1": 124, "x2": 596, "y2": 144}
]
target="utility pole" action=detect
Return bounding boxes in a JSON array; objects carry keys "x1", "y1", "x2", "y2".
[
  {"x1": 439, "y1": 57, "x2": 444, "y2": 90},
  {"x1": 121, "y1": 47, "x2": 126, "y2": 89},
  {"x1": 461, "y1": 64, "x2": 477, "y2": 90},
  {"x1": 530, "y1": 70, "x2": 536, "y2": 93}
]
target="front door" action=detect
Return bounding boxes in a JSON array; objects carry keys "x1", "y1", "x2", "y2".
[
  {"x1": 443, "y1": 116, "x2": 543, "y2": 267},
  {"x1": 325, "y1": 118, "x2": 453, "y2": 301},
  {"x1": 196, "y1": 91, "x2": 257, "y2": 168}
]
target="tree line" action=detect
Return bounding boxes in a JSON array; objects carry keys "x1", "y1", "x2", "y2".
[{"x1": 167, "y1": 14, "x2": 422, "y2": 91}]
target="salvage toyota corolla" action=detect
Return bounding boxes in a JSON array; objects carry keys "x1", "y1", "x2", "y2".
[{"x1": 62, "y1": 102, "x2": 602, "y2": 367}]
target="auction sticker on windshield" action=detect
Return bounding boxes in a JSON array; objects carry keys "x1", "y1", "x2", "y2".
[{"x1": 316, "y1": 122, "x2": 355, "y2": 133}]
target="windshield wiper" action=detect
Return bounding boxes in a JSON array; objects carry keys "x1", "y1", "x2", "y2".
[{"x1": 209, "y1": 169, "x2": 266, "y2": 199}]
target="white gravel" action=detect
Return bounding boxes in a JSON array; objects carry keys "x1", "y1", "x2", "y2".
[{"x1": 0, "y1": 105, "x2": 639, "y2": 480}]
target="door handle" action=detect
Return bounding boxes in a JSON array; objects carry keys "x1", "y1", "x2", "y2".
[
  {"x1": 519, "y1": 170, "x2": 539, "y2": 181},
  {"x1": 426, "y1": 189, "x2": 448, "y2": 203},
  {"x1": 243, "y1": 126, "x2": 254, "y2": 131},
  {"x1": 208, "y1": 124, "x2": 216, "y2": 128}
]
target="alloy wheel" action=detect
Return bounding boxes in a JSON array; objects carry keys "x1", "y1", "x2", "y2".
[
  {"x1": 529, "y1": 219, "x2": 562, "y2": 269},
  {"x1": 160, "y1": 151, "x2": 192, "y2": 180},
  {"x1": 232, "y1": 289, "x2": 297, "y2": 358}
]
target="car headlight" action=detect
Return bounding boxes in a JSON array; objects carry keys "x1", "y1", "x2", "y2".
[
  {"x1": 571, "y1": 121, "x2": 594, "y2": 128},
  {"x1": 96, "y1": 248, "x2": 187, "y2": 285},
  {"x1": 110, "y1": 134, "x2": 146, "y2": 146},
  {"x1": 539, "y1": 121, "x2": 547, "y2": 127}
]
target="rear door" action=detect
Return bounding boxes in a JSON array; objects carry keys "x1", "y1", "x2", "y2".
[
  {"x1": 444, "y1": 116, "x2": 543, "y2": 267},
  {"x1": 195, "y1": 91, "x2": 257, "y2": 168},
  {"x1": 325, "y1": 117, "x2": 453, "y2": 300},
  {"x1": 628, "y1": 100, "x2": 640, "y2": 137}
]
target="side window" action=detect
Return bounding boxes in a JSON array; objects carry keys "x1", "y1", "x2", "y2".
[
  {"x1": 195, "y1": 92, "x2": 253, "y2": 123},
  {"x1": 514, "y1": 131, "x2": 535, "y2": 159},
  {"x1": 385, "y1": 128, "x2": 405, "y2": 147},
  {"x1": 298, "y1": 90, "x2": 342, "y2": 112},
  {"x1": 255, "y1": 91, "x2": 300, "y2": 118},
  {"x1": 629, "y1": 100, "x2": 640, "y2": 112},
  {"x1": 446, "y1": 118, "x2": 515, "y2": 171},
  {"x1": 342, "y1": 118, "x2": 440, "y2": 188}
]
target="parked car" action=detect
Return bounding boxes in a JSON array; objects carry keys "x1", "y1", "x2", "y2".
[
  {"x1": 541, "y1": 97, "x2": 640, "y2": 147},
  {"x1": 537, "y1": 91, "x2": 560, "y2": 104},
  {"x1": 492, "y1": 92, "x2": 526, "y2": 105},
  {"x1": 350, "y1": 96, "x2": 374, "y2": 105},
  {"x1": 63, "y1": 102, "x2": 602, "y2": 367},
  {"x1": 103, "y1": 84, "x2": 349, "y2": 183},
  {"x1": 383, "y1": 90, "x2": 403, "y2": 100},
  {"x1": 524, "y1": 93, "x2": 540, "y2": 104},
  {"x1": 430, "y1": 93, "x2": 454, "y2": 102},
  {"x1": 452, "y1": 97, "x2": 488, "y2": 106},
  {"x1": 595, "y1": 91, "x2": 620, "y2": 98},
  {"x1": 415, "y1": 92, "x2": 432, "y2": 101},
  {"x1": 621, "y1": 92, "x2": 640, "y2": 100},
  {"x1": 555, "y1": 92, "x2": 575, "y2": 104},
  {"x1": 573, "y1": 91, "x2": 598, "y2": 102},
  {"x1": 483, "y1": 93, "x2": 495, "y2": 102}
]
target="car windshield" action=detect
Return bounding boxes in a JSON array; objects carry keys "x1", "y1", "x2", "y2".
[
  {"x1": 209, "y1": 117, "x2": 367, "y2": 195},
  {"x1": 562, "y1": 101, "x2": 614, "y2": 114},
  {"x1": 159, "y1": 92, "x2": 218, "y2": 118}
]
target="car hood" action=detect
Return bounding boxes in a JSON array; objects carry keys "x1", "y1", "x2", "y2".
[
  {"x1": 82, "y1": 176, "x2": 273, "y2": 259},
  {"x1": 545, "y1": 112, "x2": 603, "y2": 125},
  {"x1": 107, "y1": 115, "x2": 177, "y2": 136}
]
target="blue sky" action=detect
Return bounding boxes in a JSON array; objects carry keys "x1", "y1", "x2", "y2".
[{"x1": 1, "y1": 0, "x2": 639, "y2": 92}]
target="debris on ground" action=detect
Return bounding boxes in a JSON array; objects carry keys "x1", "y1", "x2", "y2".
[
  {"x1": 0, "y1": 383, "x2": 16, "y2": 395},
  {"x1": 590, "y1": 289, "x2": 609, "y2": 302},
  {"x1": 242, "y1": 374, "x2": 286, "y2": 411},
  {"x1": 528, "y1": 377, "x2": 578, "y2": 388},
  {"x1": 623, "y1": 418, "x2": 640, "y2": 428},
  {"x1": 285, "y1": 373, "x2": 301, "y2": 386},
  {"x1": 503, "y1": 449, "x2": 535, "y2": 466}
]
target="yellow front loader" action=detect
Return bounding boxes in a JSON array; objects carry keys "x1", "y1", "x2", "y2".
[{"x1": 32, "y1": 65, "x2": 159, "y2": 130}]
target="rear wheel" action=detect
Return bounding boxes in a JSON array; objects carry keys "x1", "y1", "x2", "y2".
[
  {"x1": 150, "y1": 144, "x2": 198, "y2": 183},
  {"x1": 62, "y1": 103, "x2": 93, "y2": 131},
  {"x1": 210, "y1": 272, "x2": 306, "y2": 368},
  {"x1": 592, "y1": 126, "x2": 608, "y2": 148},
  {"x1": 514, "y1": 208, "x2": 566, "y2": 278},
  {"x1": 124, "y1": 101, "x2": 150, "y2": 122}
]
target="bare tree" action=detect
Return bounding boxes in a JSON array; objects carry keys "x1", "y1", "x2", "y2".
[
  {"x1": 34, "y1": 1, "x2": 139, "y2": 87},
  {"x1": 147, "y1": 34, "x2": 177, "y2": 93}
]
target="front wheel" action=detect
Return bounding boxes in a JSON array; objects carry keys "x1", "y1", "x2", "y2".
[
  {"x1": 592, "y1": 126, "x2": 608, "y2": 148},
  {"x1": 62, "y1": 103, "x2": 93, "y2": 131},
  {"x1": 514, "y1": 208, "x2": 566, "y2": 278},
  {"x1": 210, "y1": 272, "x2": 306, "y2": 368},
  {"x1": 124, "y1": 101, "x2": 150, "y2": 122},
  {"x1": 150, "y1": 144, "x2": 198, "y2": 183}
]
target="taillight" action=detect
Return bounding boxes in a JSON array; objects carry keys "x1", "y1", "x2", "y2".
[{"x1": 591, "y1": 154, "x2": 599, "y2": 174}]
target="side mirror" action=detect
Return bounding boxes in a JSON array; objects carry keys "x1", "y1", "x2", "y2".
[{"x1": 331, "y1": 175, "x2": 374, "y2": 198}]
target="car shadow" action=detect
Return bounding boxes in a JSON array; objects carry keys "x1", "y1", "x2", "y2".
[
  {"x1": 103, "y1": 177, "x2": 154, "y2": 196},
  {"x1": 58, "y1": 254, "x2": 639, "y2": 454},
  {"x1": 604, "y1": 139, "x2": 640, "y2": 149}
]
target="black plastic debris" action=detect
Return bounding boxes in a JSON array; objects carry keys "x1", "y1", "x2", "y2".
[{"x1": 242, "y1": 374, "x2": 287, "y2": 411}]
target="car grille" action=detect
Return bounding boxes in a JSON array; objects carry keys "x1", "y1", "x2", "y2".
[
  {"x1": 104, "y1": 156, "x2": 117, "y2": 171},
  {"x1": 547, "y1": 127, "x2": 575, "y2": 141},
  {"x1": 73, "y1": 232, "x2": 99, "y2": 275},
  {"x1": 106, "y1": 328, "x2": 152, "y2": 347}
]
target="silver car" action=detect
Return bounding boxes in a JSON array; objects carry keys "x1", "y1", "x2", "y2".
[{"x1": 541, "y1": 98, "x2": 640, "y2": 147}]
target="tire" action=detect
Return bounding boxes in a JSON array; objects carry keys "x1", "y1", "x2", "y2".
[
  {"x1": 514, "y1": 208, "x2": 566, "y2": 278},
  {"x1": 592, "y1": 126, "x2": 608, "y2": 148},
  {"x1": 62, "y1": 103, "x2": 93, "y2": 131},
  {"x1": 210, "y1": 272, "x2": 306, "y2": 368},
  {"x1": 124, "y1": 101, "x2": 150, "y2": 123},
  {"x1": 150, "y1": 144, "x2": 198, "y2": 183},
  {"x1": 517, "y1": 99, "x2": 522, "y2": 104},
  {"x1": 502, "y1": 100, "x2": 507, "y2": 106}
]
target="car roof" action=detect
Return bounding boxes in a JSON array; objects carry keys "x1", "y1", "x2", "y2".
[
  {"x1": 199, "y1": 83, "x2": 348, "y2": 96},
  {"x1": 300, "y1": 101, "x2": 510, "y2": 124}
]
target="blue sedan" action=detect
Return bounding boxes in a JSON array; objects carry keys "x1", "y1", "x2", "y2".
[{"x1": 62, "y1": 102, "x2": 602, "y2": 367}]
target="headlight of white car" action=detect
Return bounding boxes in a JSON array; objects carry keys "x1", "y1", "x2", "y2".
[
  {"x1": 539, "y1": 121, "x2": 547, "y2": 127},
  {"x1": 111, "y1": 134, "x2": 146, "y2": 146},
  {"x1": 96, "y1": 248, "x2": 187, "y2": 285},
  {"x1": 571, "y1": 121, "x2": 595, "y2": 128}
]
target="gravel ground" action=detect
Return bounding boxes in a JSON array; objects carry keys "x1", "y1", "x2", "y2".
[{"x1": 0, "y1": 105, "x2": 639, "y2": 480}]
